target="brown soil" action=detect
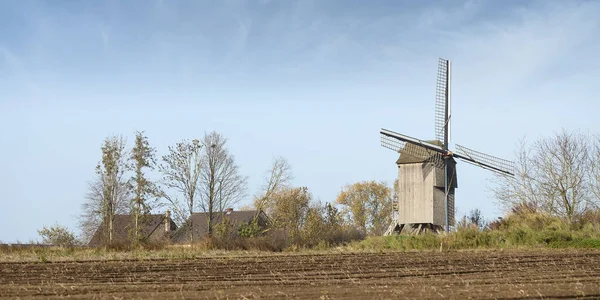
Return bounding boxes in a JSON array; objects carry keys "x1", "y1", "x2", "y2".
[{"x1": 1, "y1": 249, "x2": 599, "y2": 299}]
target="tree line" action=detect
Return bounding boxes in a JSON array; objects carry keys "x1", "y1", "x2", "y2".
[
  {"x1": 39, "y1": 128, "x2": 600, "y2": 248},
  {"x1": 75, "y1": 131, "x2": 251, "y2": 246},
  {"x1": 68, "y1": 130, "x2": 395, "y2": 247}
]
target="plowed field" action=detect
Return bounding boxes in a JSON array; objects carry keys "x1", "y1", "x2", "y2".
[{"x1": 1, "y1": 249, "x2": 599, "y2": 299}]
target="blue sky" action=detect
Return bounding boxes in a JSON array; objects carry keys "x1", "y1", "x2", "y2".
[{"x1": 1, "y1": 0, "x2": 598, "y2": 242}]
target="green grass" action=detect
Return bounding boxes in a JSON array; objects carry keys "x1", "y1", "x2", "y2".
[
  {"x1": 348, "y1": 229, "x2": 600, "y2": 251},
  {"x1": 348, "y1": 212, "x2": 600, "y2": 251}
]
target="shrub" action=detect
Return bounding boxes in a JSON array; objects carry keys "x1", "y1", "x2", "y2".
[
  {"x1": 450, "y1": 227, "x2": 496, "y2": 248},
  {"x1": 238, "y1": 218, "x2": 262, "y2": 238},
  {"x1": 575, "y1": 210, "x2": 600, "y2": 233},
  {"x1": 37, "y1": 224, "x2": 77, "y2": 247}
]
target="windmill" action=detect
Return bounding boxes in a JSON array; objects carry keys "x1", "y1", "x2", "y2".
[{"x1": 381, "y1": 58, "x2": 515, "y2": 235}]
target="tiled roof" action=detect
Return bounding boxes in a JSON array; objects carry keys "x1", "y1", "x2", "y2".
[
  {"x1": 172, "y1": 210, "x2": 268, "y2": 243},
  {"x1": 88, "y1": 213, "x2": 177, "y2": 247}
]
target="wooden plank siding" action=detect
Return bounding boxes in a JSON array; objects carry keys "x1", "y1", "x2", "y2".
[{"x1": 397, "y1": 162, "x2": 455, "y2": 227}]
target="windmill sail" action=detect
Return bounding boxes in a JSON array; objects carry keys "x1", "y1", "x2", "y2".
[
  {"x1": 454, "y1": 144, "x2": 515, "y2": 176},
  {"x1": 380, "y1": 129, "x2": 444, "y2": 168},
  {"x1": 435, "y1": 58, "x2": 451, "y2": 146},
  {"x1": 381, "y1": 129, "x2": 445, "y2": 153}
]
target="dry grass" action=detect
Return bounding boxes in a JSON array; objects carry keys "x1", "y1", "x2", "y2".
[{"x1": 4, "y1": 212, "x2": 599, "y2": 263}]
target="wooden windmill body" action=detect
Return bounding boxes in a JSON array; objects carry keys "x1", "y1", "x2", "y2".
[
  {"x1": 381, "y1": 58, "x2": 515, "y2": 235},
  {"x1": 393, "y1": 145, "x2": 457, "y2": 234}
]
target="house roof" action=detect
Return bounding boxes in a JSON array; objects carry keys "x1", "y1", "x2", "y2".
[
  {"x1": 171, "y1": 210, "x2": 267, "y2": 243},
  {"x1": 88, "y1": 214, "x2": 177, "y2": 247}
]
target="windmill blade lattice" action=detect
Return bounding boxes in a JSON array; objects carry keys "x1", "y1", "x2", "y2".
[
  {"x1": 455, "y1": 144, "x2": 515, "y2": 175},
  {"x1": 380, "y1": 134, "x2": 444, "y2": 168},
  {"x1": 435, "y1": 58, "x2": 450, "y2": 143}
]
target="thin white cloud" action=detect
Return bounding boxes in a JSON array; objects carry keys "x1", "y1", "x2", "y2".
[
  {"x1": 255, "y1": 0, "x2": 600, "y2": 88},
  {"x1": 0, "y1": 46, "x2": 40, "y2": 95},
  {"x1": 438, "y1": 1, "x2": 600, "y2": 92},
  {"x1": 223, "y1": 16, "x2": 252, "y2": 67},
  {"x1": 100, "y1": 28, "x2": 109, "y2": 51},
  {"x1": 414, "y1": 0, "x2": 484, "y2": 32},
  {"x1": 258, "y1": 0, "x2": 273, "y2": 5}
]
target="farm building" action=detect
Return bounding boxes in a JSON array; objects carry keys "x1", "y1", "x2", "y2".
[
  {"x1": 88, "y1": 211, "x2": 177, "y2": 247},
  {"x1": 171, "y1": 209, "x2": 269, "y2": 243}
]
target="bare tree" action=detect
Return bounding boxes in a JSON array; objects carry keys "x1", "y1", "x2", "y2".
[
  {"x1": 490, "y1": 138, "x2": 543, "y2": 214},
  {"x1": 198, "y1": 131, "x2": 248, "y2": 237},
  {"x1": 78, "y1": 175, "x2": 130, "y2": 244},
  {"x1": 128, "y1": 131, "x2": 160, "y2": 245},
  {"x1": 533, "y1": 129, "x2": 591, "y2": 222},
  {"x1": 254, "y1": 156, "x2": 294, "y2": 211},
  {"x1": 589, "y1": 134, "x2": 600, "y2": 209},
  {"x1": 159, "y1": 139, "x2": 203, "y2": 243},
  {"x1": 491, "y1": 129, "x2": 594, "y2": 223}
]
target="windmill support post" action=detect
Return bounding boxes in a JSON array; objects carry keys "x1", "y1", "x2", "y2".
[{"x1": 444, "y1": 159, "x2": 449, "y2": 232}]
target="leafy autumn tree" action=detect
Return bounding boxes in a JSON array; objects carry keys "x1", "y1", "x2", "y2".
[
  {"x1": 324, "y1": 202, "x2": 344, "y2": 229},
  {"x1": 336, "y1": 180, "x2": 393, "y2": 236},
  {"x1": 301, "y1": 203, "x2": 326, "y2": 246},
  {"x1": 128, "y1": 131, "x2": 160, "y2": 245},
  {"x1": 267, "y1": 186, "x2": 312, "y2": 240},
  {"x1": 38, "y1": 224, "x2": 77, "y2": 247},
  {"x1": 159, "y1": 139, "x2": 203, "y2": 243},
  {"x1": 198, "y1": 131, "x2": 248, "y2": 237}
]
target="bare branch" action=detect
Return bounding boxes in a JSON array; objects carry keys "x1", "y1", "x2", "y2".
[
  {"x1": 158, "y1": 139, "x2": 203, "y2": 243},
  {"x1": 490, "y1": 130, "x2": 594, "y2": 223},
  {"x1": 490, "y1": 137, "x2": 542, "y2": 214},
  {"x1": 589, "y1": 135, "x2": 600, "y2": 209},
  {"x1": 198, "y1": 131, "x2": 248, "y2": 237},
  {"x1": 254, "y1": 156, "x2": 294, "y2": 211}
]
